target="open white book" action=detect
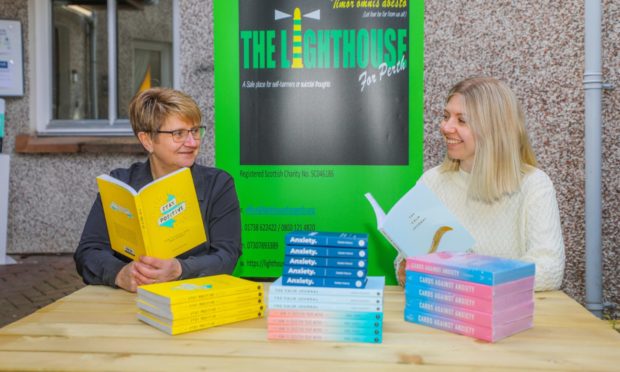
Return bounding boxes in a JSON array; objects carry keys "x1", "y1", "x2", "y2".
[{"x1": 365, "y1": 183, "x2": 475, "y2": 257}]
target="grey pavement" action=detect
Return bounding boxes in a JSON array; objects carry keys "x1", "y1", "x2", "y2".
[{"x1": 0, "y1": 254, "x2": 85, "y2": 328}]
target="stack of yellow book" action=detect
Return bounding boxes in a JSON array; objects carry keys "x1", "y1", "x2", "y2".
[{"x1": 137, "y1": 274, "x2": 265, "y2": 335}]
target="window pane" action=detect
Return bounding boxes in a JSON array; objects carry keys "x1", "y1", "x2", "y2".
[
  {"x1": 52, "y1": 1, "x2": 108, "y2": 120},
  {"x1": 117, "y1": 1, "x2": 173, "y2": 119}
]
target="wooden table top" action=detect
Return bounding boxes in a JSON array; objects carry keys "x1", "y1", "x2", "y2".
[{"x1": 0, "y1": 285, "x2": 619, "y2": 371}]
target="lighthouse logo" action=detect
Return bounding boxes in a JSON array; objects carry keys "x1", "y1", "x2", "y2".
[{"x1": 274, "y1": 8, "x2": 321, "y2": 69}]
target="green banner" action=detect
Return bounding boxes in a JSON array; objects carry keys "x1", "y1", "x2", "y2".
[{"x1": 214, "y1": 0, "x2": 424, "y2": 284}]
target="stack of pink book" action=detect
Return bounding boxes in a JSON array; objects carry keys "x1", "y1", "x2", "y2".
[{"x1": 404, "y1": 252, "x2": 535, "y2": 342}]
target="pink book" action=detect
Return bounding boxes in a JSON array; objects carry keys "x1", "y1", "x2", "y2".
[
  {"x1": 406, "y1": 311, "x2": 533, "y2": 342},
  {"x1": 405, "y1": 299, "x2": 534, "y2": 327},
  {"x1": 406, "y1": 286, "x2": 534, "y2": 313},
  {"x1": 405, "y1": 271, "x2": 534, "y2": 299},
  {"x1": 267, "y1": 309, "x2": 383, "y2": 322},
  {"x1": 267, "y1": 323, "x2": 382, "y2": 336},
  {"x1": 268, "y1": 330, "x2": 382, "y2": 343}
]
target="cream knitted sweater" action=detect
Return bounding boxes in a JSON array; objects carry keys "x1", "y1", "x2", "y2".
[{"x1": 398, "y1": 166, "x2": 565, "y2": 291}]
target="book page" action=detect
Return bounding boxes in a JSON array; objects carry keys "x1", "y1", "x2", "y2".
[
  {"x1": 371, "y1": 183, "x2": 475, "y2": 257},
  {"x1": 97, "y1": 174, "x2": 138, "y2": 196},
  {"x1": 137, "y1": 167, "x2": 187, "y2": 194},
  {"x1": 364, "y1": 193, "x2": 386, "y2": 227}
]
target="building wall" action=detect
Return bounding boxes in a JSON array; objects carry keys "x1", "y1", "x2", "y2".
[
  {"x1": 1, "y1": 0, "x2": 618, "y2": 313},
  {"x1": 423, "y1": 0, "x2": 619, "y2": 312}
]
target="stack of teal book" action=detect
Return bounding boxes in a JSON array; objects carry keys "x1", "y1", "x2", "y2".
[
  {"x1": 268, "y1": 231, "x2": 384, "y2": 343},
  {"x1": 404, "y1": 252, "x2": 536, "y2": 342},
  {"x1": 282, "y1": 231, "x2": 369, "y2": 288}
]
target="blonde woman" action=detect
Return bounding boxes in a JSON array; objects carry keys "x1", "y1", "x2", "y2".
[{"x1": 396, "y1": 77, "x2": 565, "y2": 291}]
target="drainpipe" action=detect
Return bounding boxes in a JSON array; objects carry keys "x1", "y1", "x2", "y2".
[{"x1": 583, "y1": 0, "x2": 605, "y2": 318}]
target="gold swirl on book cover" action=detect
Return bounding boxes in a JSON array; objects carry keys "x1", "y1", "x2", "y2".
[{"x1": 429, "y1": 226, "x2": 453, "y2": 253}]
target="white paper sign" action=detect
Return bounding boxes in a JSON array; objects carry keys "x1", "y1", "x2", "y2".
[{"x1": 0, "y1": 20, "x2": 23, "y2": 96}]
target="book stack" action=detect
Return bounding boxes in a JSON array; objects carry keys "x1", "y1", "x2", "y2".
[
  {"x1": 136, "y1": 274, "x2": 265, "y2": 335},
  {"x1": 282, "y1": 231, "x2": 369, "y2": 288},
  {"x1": 267, "y1": 231, "x2": 384, "y2": 343},
  {"x1": 267, "y1": 276, "x2": 385, "y2": 343},
  {"x1": 404, "y1": 252, "x2": 535, "y2": 342}
]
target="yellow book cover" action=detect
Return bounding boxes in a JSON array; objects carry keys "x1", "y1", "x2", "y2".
[
  {"x1": 137, "y1": 290, "x2": 264, "y2": 320},
  {"x1": 137, "y1": 305, "x2": 265, "y2": 335},
  {"x1": 137, "y1": 274, "x2": 264, "y2": 306},
  {"x1": 96, "y1": 167, "x2": 206, "y2": 260}
]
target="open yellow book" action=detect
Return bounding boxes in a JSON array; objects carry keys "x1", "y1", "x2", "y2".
[{"x1": 97, "y1": 167, "x2": 206, "y2": 260}]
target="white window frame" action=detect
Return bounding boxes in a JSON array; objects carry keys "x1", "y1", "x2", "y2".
[{"x1": 29, "y1": 0, "x2": 181, "y2": 136}]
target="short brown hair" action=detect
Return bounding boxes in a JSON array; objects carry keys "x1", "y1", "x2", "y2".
[{"x1": 128, "y1": 88, "x2": 202, "y2": 136}]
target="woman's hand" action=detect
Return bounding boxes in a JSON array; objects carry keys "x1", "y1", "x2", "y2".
[
  {"x1": 398, "y1": 259, "x2": 406, "y2": 287},
  {"x1": 133, "y1": 256, "x2": 182, "y2": 286},
  {"x1": 115, "y1": 262, "x2": 139, "y2": 292}
]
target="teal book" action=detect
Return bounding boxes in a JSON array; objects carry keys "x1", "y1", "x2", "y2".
[{"x1": 365, "y1": 183, "x2": 475, "y2": 257}]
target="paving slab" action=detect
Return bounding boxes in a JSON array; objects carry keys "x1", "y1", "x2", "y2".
[{"x1": 0, "y1": 254, "x2": 85, "y2": 328}]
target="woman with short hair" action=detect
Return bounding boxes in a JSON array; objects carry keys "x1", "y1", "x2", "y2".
[{"x1": 75, "y1": 88, "x2": 242, "y2": 292}]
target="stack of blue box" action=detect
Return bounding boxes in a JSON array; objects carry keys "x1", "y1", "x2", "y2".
[{"x1": 282, "y1": 231, "x2": 369, "y2": 288}]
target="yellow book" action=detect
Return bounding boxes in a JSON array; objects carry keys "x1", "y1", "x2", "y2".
[
  {"x1": 137, "y1": 274, "x2": 264, "y2": 306},
  {"x1": 138, "y1": 305, "x2": 264, "y2": 335},
  {"x1": 137, "y1": 290, "x2": 264, "y2": 320},
  {"x1": 139, "y1": 303, "x2": 265, "y2": 325},
  {"x1": 137, "y1": 286, "x2": 264, "y2": 311},
  {"x1": 96, "y1": 167, "x2": 206, "y2": 260}
]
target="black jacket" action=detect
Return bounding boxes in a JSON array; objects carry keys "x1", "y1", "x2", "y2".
[{"x1": 74, "y1": 160, "x2": 242, "y2": 287}]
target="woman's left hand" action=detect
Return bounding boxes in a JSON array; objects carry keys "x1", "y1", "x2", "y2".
[
  {"x1": 397, "y1": 259, "x2": 406, "y2": 287},
  {"x1": 133, "y1": 256, "x2": 182, "y2": 285}
]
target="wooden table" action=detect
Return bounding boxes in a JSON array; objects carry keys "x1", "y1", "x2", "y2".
[{"x1": 0, "y1": 285, "x2": 618, "y2": 371}]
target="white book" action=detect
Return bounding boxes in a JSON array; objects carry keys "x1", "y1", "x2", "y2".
[
  {"x1": 268, "y1": 293, "x2": 383, "y2": 306},
  {"x1": 268, "y1": 300, "x2": 383, "y2": 313},
  {"x1": 269, "y1": 276, "x2": 384, "y2": 298},
  {"x1": 365, "y1": 182, "x2": 475, "y2": 257}
]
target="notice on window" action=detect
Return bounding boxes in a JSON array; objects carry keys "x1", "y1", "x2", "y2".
[{"x1": 0, "y1": 20, "x2": 23, "y2": 96}]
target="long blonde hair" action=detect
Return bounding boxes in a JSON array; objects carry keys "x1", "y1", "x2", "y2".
[{"x1": 439, "y1": 77, "x2": 537, "y2": 203}]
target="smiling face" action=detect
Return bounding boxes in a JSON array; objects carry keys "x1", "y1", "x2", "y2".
[
  {"x1": 138, "y1": 115, "x2": 200, "y2": 179},
  {"x1": 440, "y1": 93, "x2": 476, "y2": 172}
]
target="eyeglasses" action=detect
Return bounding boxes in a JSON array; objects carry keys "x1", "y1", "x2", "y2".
[{"x1": 154, "y1": 126, "x2": 206, "y2": 143}]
